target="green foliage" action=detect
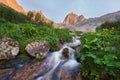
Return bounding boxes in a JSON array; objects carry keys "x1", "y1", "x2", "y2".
[
  {"x1": 0, "y1": 19, "x2": 72, "y2": 53},
  {"x1": 75, "y1": 31, "x2": 83, "y2": 36},
  {"x1": 35, "y1": 54, "x2": 42, "y2": 61},
  {"x1": 78, "y1": 31, "x2": 120, "y2": 80},
  {"x1": 69, "y1": 31, "x2": 83, "y2": 36},
  {"x1": 0, "y1": 4, "x2": 30, "y2": 23},
  {"x1": 96, "y1": 21, "x2": 120, "y2": 33}
]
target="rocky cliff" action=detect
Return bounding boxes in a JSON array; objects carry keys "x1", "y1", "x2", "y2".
[
  {"x1": 63, "y1": 13, "x2": 78, "y2": 25},
  {"x1": 63, "y1": 12, "x2": 86, "y2": 25},
  {"x1": 29, "y1": 10, "x2": 56, "y2": 26},
  {"x1": 0, "y1": 0, "x2": 26, "y2": 14},
  {"x1": 39, "y1": 11, "x2": 53, "y2": 24}
]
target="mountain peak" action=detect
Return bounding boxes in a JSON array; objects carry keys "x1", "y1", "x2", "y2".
[
  {"x1": 63, "y1": 12, "x2": 78, "y2": 25},
  {"x1": 63, "y1": 12, "x2": 85, "y2": 25},
  {"x1": 39, "y1": 10, "x2": 43, "y2": 14},
  {"x1": 39, "y1": 10, "x2": 44, "y2": 17},
  {"x1": 78, "y1": 15, "x2": 86, "y2": 22},
  {"x1": 68, "y1": 12, "x2": 78, "y2": 16}
]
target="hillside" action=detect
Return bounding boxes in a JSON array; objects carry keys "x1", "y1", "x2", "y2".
[
  {"x1": 0, "y1": 3, "x2": 30, "y2": 23},
  {"x1": 0, "y1": 0, "x2": 56, "y2": 26},
  {"x1": 0, "y1": 0, "x2": 26, "y2": 14}
]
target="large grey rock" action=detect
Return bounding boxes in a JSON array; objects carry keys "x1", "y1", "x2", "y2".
[
  {"x1": 25, "y1": 40, "x2": 50, "y2": 58},
  {"x1": 0, "y1": 37, "x2": 19, "y2": 60}
]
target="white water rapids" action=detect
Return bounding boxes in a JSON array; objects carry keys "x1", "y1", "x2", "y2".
[{"x1": 36, "y1": 36, "x2": 81, "y2": 80}]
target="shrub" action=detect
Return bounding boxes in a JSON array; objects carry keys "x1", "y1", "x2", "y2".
[
  {"x1": 96, "y1": 21, "x2": 120, "y2": 33},
  {"x1": 78, "y1": 31, "x2": 120, "y2": 80}
]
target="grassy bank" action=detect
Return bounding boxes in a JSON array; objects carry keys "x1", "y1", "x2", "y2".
[{"x1": 0, "y1": 19, "x2": 72, "y2": 53}]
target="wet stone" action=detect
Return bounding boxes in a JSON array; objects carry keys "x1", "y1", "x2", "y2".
[{"x1": 62, "y1": 48, "x2": 69, "y2": 59}]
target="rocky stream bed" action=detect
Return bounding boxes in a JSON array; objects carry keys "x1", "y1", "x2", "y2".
[{"x1": 0, "y1": 36, "x2": 82, "y2": 80}]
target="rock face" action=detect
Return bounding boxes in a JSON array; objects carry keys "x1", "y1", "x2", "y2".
[
  {"x1": 39, "y1": 11, "x2": 52, "y2": 24},
  {"x1": 78, "y1": 15, "x2": 86, "y2": 22},
  {"x1": 63, "y1": 13, "x2": 86, "y2": 25},
  {"x1": 0, "y1": 37, "x2": 19, "y2": 59},
  {"x1": 25, "y1": 40, "x2": 50, "y2": 58},
  {"x1": 63, "y1": 13, "x2": 79, "y2": 25},
  {"x1": 29, "y1": 10, "x2": 56, "y2": 26},
  {"x1": 0, "y1": 0, "x2": 26, "y2": 14}
]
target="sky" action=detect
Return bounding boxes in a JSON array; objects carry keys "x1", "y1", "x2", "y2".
[{"x1": 17, "y1": 0, "x2": 120, "y2": 22}]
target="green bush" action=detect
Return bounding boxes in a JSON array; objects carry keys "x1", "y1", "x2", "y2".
[
  {"x1": 78, "y1": 31, "x2": 120, "y2": 80},
  {"x1": 0, "y1": 20, "x2": 72, "y2": 53},
  {"x1": 96, "y1": 21, "x2": 120, "y2": 33}
]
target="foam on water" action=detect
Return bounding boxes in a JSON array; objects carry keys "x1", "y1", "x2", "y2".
[{"x1": 36, "y1": 36, "x2": 81, "y2": 80}]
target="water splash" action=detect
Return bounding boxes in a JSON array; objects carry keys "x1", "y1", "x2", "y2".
[{"x1": 36, "y1": 36, "x2": 81, "y2": 80}]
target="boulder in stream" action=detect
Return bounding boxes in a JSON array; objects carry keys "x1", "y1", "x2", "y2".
[
  {"x1": 0, "y1": 37, "x2": 19, "y2": 60},
  {"x1": 25, "y1": 40, "x2": 50, "y2": 59}
]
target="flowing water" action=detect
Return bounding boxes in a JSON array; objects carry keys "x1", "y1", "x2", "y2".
[{"x1": 36, "y1": 36, "x2": 81, "y2": 80}]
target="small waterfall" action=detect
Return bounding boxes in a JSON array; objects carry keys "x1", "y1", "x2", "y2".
[{"x1": 35, "y1": 36, "x2": 81, "y2": 80}]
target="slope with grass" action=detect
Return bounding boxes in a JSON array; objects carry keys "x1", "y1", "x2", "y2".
[
  {"x1": 0, "y1": 3, "x2": 30, "y2": 23},
  {"x1": 0, "y1": 19, "x2": 72, "y2": 53}
]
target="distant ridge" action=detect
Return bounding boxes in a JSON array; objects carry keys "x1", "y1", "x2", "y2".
[{"x1": 57, "y1": 11, "x2": 120, "y2": 32}]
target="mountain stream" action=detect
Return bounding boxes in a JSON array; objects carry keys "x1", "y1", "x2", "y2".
[{"x1": 35, "y1": 36, "x2": 81, "y2": 80}]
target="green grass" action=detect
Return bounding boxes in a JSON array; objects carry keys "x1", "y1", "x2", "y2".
[
  {"x1": 0, "y1": 19, "x2": 72, "y2": 53},
  {"x1": 0, "y1": 4, "x2": 72, "y2": 61}
]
